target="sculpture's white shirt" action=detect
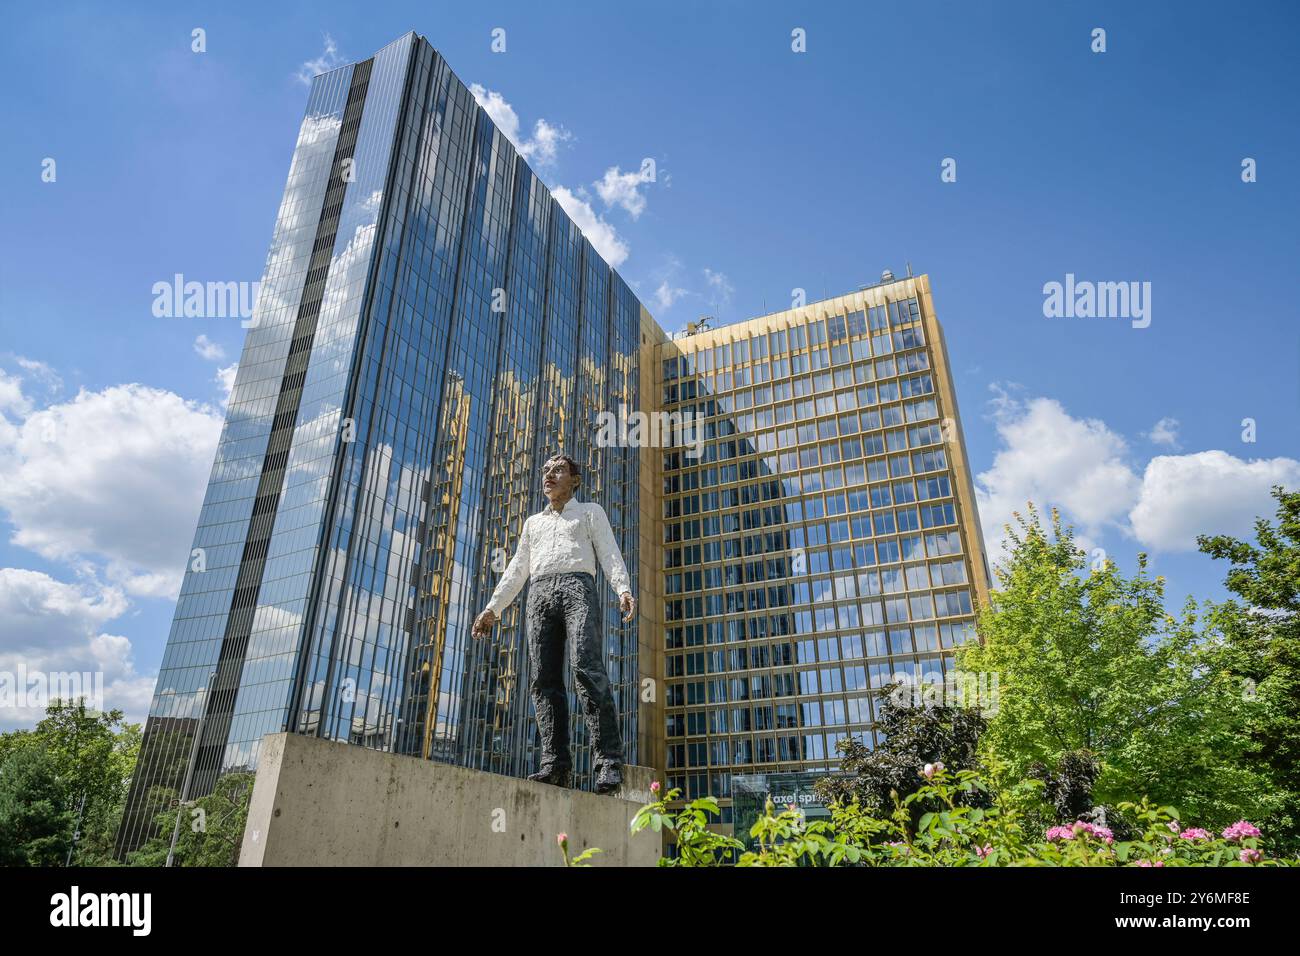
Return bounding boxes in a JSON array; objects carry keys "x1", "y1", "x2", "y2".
[{"x1": 485, "y1": 496, "x2": 632, "y2": 615}]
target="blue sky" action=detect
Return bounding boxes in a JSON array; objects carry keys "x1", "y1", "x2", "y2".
[{"x1": 2, "y1": 0, "x2": 1298, "y2": 729}]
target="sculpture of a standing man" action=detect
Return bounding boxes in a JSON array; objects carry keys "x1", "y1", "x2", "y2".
[{"x1": 472, "y1": 454, "x2": 636, "y2": 794}]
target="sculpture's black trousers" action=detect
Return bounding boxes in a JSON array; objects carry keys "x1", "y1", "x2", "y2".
[{"x1": 526, "y1": 571, "x2": 624, "y2": 771}]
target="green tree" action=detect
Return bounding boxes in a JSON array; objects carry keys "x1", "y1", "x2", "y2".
[
  {"x1": 0, "y1": 700, "x2": 140, "y2": 865},
  {"x1": 0, "y1": 744, "x2": 75, "y2": 865},
  {"x1": 959, "y1": 504, "x2": 1273, "y2": 829},
  {"x1": 126, "y1": 772, "x2": 255, "y2": 867},
  {"x1": 1199, "y1": 485, "x2": 1300, "y2": 850},
  {"x1": 813, "y1": 684, "x2": 987, "y2": 817}
]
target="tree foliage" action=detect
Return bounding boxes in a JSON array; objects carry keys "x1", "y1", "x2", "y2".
[
  {"x1": 0, "y1": 744, "x2": 75, "y2": 865},
  {"x1": 631, "y1": 766, "x2": 1297, "y2": 867},
  {"x1": 1199, "y1": 485, "x2": 1300, "y2": 850},
  {"x1": 958, "y1": 504, "x2": 1274, "y2": 830},
  {"x1": 0, "y1": 700, "x2": 139, "y2": 865},
  {"x1": 812, "y1": 684, "x2": 987, "y2": 816},
  {"x1": 126, "y1": 772, "x2": 255, "y2": 867}
]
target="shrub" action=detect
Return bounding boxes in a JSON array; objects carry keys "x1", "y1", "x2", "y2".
[{"x1": 629, "y1": 767, "x2": 1298, "y2": 867}]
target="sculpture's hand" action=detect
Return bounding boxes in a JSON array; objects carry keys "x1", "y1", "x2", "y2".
[
  {"x1": 472, "y1": 608, "x2": 498, "y2": 638},
  {"x1": 618, "y1": 591, "x2": 636, "y2": 623}
]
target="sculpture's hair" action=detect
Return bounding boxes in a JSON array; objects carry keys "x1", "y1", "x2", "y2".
[{"x1": 543, "y1": 453, "x2": 581, "y2": 481}]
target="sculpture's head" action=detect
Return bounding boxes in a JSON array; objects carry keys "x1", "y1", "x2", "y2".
[{"x1": 541, "y1": 453, "x2": 580, "y2": 504}]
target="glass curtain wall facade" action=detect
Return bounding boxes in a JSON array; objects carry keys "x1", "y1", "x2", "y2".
[
  {"x1": 654, "y1": 275, "x2": 990, "y2": 832},
  {"x1": 115, "y1": 32, "x2": 650, "y2": 857}
]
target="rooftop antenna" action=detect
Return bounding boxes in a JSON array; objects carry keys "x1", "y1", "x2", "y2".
[{"x1": 906, "y1": 261, "x2": 914, "y2": 278}]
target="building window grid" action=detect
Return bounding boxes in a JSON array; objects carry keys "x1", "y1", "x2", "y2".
[{"x1": 661, "y1": 299, "x2": 976, "y2": 791}]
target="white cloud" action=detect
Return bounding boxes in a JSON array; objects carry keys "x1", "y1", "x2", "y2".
[
  {"x1": 0, "y1": 368, "x2": 30, "y2": 417},
  {"x1": 1146, "y1": 416, "x2": 1180, "y2": 449},
  {"x1": 296, "y1": 33, "x2": 347, "y2": 86},
  {"x1": 703, "y1": 268, "x2": 735, "y2": 310},
  {"x1": 193, "y1": 334, "x2": 226, "y2": 361},
  {"x1": 0, "y1": 568, "x2": 153, "y2": 730},
  {"x1": 464, "y1": 87, "x2": 666, "y2": 264},
  {"x1": 640, "y1": 259, "x2": 735, "y2": 319},
  {"x1": 468, "y1": 84, "x2": 572, "y2": 168},
  {"x1": 552, "y1": 186, "x2": 629, "y2": 268},
  {"x1": 1129, "y1": 451, "x2": 1300, "y2": 552},
  {"x1": 0, "y1": 379, "x2": 223, "y2": 598},
  {"x1": 594, "y1": 163, "x2": 655, "y2": 219},
  {"x1": 216, "y1": 364, "x2": 238, "y2": 405},
  {"x1": 974, "y1": 387, "x2": 1300, "y2": 562},
  {"x1": 0, "y1": 568, "x2": 128, "y2": 655},
  {"x1": 470, "y1": 84, "x2": 522, "y2": 140},
  {"x1": 642, "y1": 255, "x2": 691, "y2": 316},
  {"x1": 0, "y1": 356, "x2": 64, "y2": 418},
  {"x1": 653, "y1": 281, "x2": 690, "y2": 313},
  {"x1": 13, "y1": 357, "x2": 62, "y2": 393},
  {"x1": 975, "y1": 388, "x2": 1140, "y2": 559},
  {"x1": 526, "y1": 118, "x2": 572, "y2": 167}
]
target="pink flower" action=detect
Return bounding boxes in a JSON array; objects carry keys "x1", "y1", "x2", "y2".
[
  {"x1": 1222, "y1": 820, "x2": 1262, "y2": 841},
  {"x1": 975, "y1": 844, "x2": 993, "y2": 859},
  {"x1": 1239, "y1": 848, "x2": 1262, "y2": 865},
  {"x1": 1047, "y1": 821, "x2": 1112, "y2": 844},
  {"x1": 1137, "y1": 859, "x2": 1166, "y2": 868},
  {"x1": 650, "y1": 780, "x2": 661, "y2": 794},
  {"x1": 1179, "y1": 828, "x2": 1211, "y2": 841},
  {"x1": 922, "y1": 761, "x2": 945, "y2": 779},
  {"x1": 557, "y1": 832, "x2": 568, "y2": 846},
  {"x1": 1081, "y1": 822, "x2": 1114, "y2": 844},
  {"x1": 1167, "y1": 822, "x2": 1181, "y2": 833}
]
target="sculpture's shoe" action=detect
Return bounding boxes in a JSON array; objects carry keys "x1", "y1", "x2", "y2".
[
  {"x1": 594, "y1": 763, "x2": 623, "y2": 795},
  {"x1": 528, "y1": 765, "x2": 572, "y2": 788}
]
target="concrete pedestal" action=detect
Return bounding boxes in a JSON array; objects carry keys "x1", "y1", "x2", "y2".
[{"x1": 238, "y1": 733, "x2": 661, "y2": 867}]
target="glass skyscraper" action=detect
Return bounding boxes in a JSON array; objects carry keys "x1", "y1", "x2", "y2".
[
  {"x1": 115, "y1": 33, "x2": 655, "y2": 857},
  {"x1": 115, "y1": 32, "x2": 991, "y2": 861}
]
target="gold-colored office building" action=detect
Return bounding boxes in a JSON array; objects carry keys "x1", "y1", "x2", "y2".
[{"x1": 641, "y1": 272, "x2": 990, "y2": 833}]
